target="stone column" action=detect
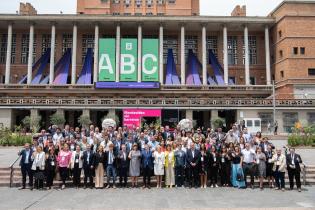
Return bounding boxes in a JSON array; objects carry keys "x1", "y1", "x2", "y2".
[
  {"x1": 115, "y1": 24, "x2": 121, "y2": 82},
  {"x1": 202, "y1": 25, "x2": 207, "y2": 85},
  {"x1": 137, "y1": 24, "x2": 142, "y2": 82},
  {"x1": 265, "y1": 26, "x2": 271, "y2": 85},
  {"x1": 49, "y1": 24, "x2": 56, "y2": 84},
  {"x1": 93, "y1": 24, "x2": 99, "y2": 84},
  {"x1": 27, "y1": 24, "x2": 34, "y2": 84},
  {"x1": 244, "y1": 25, "x2": 250, "y2": 85},
  {"x1": 5, "y1": 24, "x2": 12, "y2": 85},
  {"x1": 180, "y1": 25, "x2": 185, "y2": 85},
  {"x1": 223, "y1": 26, "x2": 228, "y2": 85},
  {"x1": 186, "y1": 110, "x2": 193, "y2": 121},
  {"x1": 0, "y1": 109, "x2": 13, "y2": 129},
  {"x1": 159, "y1": 24, "x2": 164, "y2": 84},
  {"x1": 71, "y1": 24, "x2": 78, "y2": 85},
  {"x1": 211, "y1": 110, "x2": 219, "y2": 129}
]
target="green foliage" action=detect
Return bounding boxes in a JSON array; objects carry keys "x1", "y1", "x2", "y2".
[
  {"x1": 288, "y1": 124, "x2": 315, "y2": 147},
  {"x1": 0, "y1": 128, "x2": 32, "y2": 146},
  {"x1": 22, "y1": 115, "x2": 41, "y2": 133},
  {"x1": 50, "y1": 113, "x2": 65, "y2": 128},
  {"x1": 212, "y1": 118, "x2": 225, "y2": 129},
  {"x1": 102, "y1": 112, "x2": 120, "y2": 126},
  {"x1": 78, "y1": 114, "x2": 91, "y2": 128}
]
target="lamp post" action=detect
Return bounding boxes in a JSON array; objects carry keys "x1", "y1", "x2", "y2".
[{"x1": 272, "y1": 80, "x2": 276, "y2": 126}]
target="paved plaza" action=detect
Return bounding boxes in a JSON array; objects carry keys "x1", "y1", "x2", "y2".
[{"x1": 0, "y1": 186, "x2": 314, "y2": 210}]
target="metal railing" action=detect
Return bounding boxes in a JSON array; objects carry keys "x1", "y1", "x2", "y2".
[{"x1": 9, "y1": 155, "x2": 21, "y2": 188}]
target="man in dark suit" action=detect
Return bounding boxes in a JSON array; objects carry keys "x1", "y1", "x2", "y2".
[
  {"x1": 162, "y1": 125, "x2": 174, "y2": 141},
  {"x1": 118, "y1": 144, "x2": 129, "y2": 188},
  {"x1": 186, "y1": 142, "x2": 201, "y2": 188},
  {"x1": 18, "y1": 143, "x2": 33, "y2": 190},
  {"x1": 104, "y1": 143, "x2": 117, "y2": 188},
  {"x1": 259, "y1": 137, "x2": 274, "y2": 154},
  {"x1": 286, "y1": 147, "x2": 303, "y2": 192},
  {"x1": 141, "y1": 144, "x2": 154, "y2": 189},
  {"x1": 83, "y1": 144, "x2": 95, "y2": 189}
]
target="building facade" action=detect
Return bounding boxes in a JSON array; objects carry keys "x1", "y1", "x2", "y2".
[{"x1": 0, "y1": 0, "x2": 314, "y2": 134}]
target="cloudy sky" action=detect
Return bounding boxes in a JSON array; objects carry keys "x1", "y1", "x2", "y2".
[{"x1": 0, "y1": 0, "x2": 283, "y2": 16}]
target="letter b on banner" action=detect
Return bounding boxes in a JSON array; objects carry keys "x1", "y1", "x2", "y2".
[
  {"x1": 120, "y1": 39, "x2": 137, "y2": 81},
  {"x1": 142, "y1": 39, "x2": 159, "y2": 82}
]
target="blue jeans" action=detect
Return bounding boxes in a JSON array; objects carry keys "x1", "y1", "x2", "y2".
[{"x1": 106, "y1": 164, "x2": 116, "y2": 185}]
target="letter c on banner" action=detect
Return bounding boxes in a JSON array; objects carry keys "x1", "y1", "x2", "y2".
[{"x1": 142, "y1": 54, "x2": 157, "y2": 75}]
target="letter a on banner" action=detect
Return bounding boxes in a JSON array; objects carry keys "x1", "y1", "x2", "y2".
[
  {"x1": 98, "y1": 38, "x2": 116, "y2": 81},
  {"x1": 120, "y1": 39, "x2": 137, "y2": 81},
  {"x1": 142, "y1": 39, "x2": 159, "y2": 81}
]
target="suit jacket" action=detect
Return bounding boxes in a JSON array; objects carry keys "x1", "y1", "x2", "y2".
[
  {"x1": 19, "y1": 149, "x2": 33, "y2": 166},
  {"x1": 83, "y1": 150, "x2": 95, "y2": 169},
  {"x1": 118, "y1": 150, "x2": 129, "y2": 168},
  {"x1": 93, "y1": 152, "x2": 105, "y2": 169},
  {"x1": 259, "y1": 141, "x2": 274, "y2": 154},
  {"x1": 186, "y1": 149, "x2": 201, "y2": 168},
  {"x1": 104, "y1": 150, "x2": 117, "y2": 168},
  {"x1": 141, "y1": 150, "x2": 154, "y2": 169},
  {"x1": 286, "y1": 153, "x2": 302, "y2": 172},
  {"x1": 271, "y1": 154, "x2": 286, "y2": 172},
  {"x1": 208, "y1": 151, "x2": 220, "y2": 168},
  {"x1": 162, "y1": 132, "x2": 174, "y2": 140}
]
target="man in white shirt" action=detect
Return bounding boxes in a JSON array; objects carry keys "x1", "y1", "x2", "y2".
[{"x1": 241, "y1": 143, "x2": 256, "y2": 189}]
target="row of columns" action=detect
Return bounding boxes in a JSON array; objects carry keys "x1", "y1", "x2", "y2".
[{"x1": 3, "y1": 23, "x2": 272, "y2": 86}]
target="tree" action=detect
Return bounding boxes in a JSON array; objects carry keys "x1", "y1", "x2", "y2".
[
  {"x1": 50, "y1": 113, "x2": 66, "y2": 128},
  {"x1": 22, "y1": 115, "x2": 41, "y2": 133},
  {"x1": 212, "y1": 118, "x2": 225, "y2": 129},
  {"x1": 78, "y1": 114, "x2": 91, "y2": 128}
]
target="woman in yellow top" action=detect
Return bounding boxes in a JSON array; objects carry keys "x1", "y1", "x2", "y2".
[{"x1": 165, "y1": 144, "x2": 175, "y2": 188}]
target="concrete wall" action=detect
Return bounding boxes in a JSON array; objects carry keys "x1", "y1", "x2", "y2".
[{"x1": 0, "y1": 109, "x2": 12, "y2": 129}]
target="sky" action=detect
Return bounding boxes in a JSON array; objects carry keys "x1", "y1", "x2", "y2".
[{"x1": 0, "y1": 0, "x2": 283, "y2": 16}]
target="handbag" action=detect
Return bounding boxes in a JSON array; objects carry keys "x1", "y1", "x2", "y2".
[{"x1": 237, "y1": 168, "x2": 244, "y2": 181}]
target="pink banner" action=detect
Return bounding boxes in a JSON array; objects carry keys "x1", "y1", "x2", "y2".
[{"x1": 123, "y1": 109, "x2": 161, "y2": 128}]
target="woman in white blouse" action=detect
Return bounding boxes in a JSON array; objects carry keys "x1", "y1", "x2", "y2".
[
  {"x1": 153, "y1": 145, "x2": 165, "y2": 188},
  {"x1": 70, "y1": 145, "x2": 83, "y2": 188},
  {"x1": 31, "y1": 146, "x2": 46, "y2": 190}
]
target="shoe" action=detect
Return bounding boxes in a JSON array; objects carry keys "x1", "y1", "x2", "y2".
[
  {"x1": 210, "y1": 185, "x2": 214, "y2": 188},
  {"x1": 83, "y1": 186, "x2": 87, "y2": 189},
  {"x1": 281, "y1": 188, "x2": 285, "y2": 192},
  {"x1": 19, "y1": 187, "x2": 25, "y2": 190},
  {"x1": 298, "y1": 188, "x2": 301, "y2": 192},
  {"x1": 113, "y1": 185, "x2": 116, "y2": 189},
  {"x1": 61, "y1": 185, "x2": 65, "y2": 190},
  {"x1": 147, "y1": 186, "x2": 151, "y2": 189},
  {"x1": 30, "y1": 187, "x2": 33, "y2": 191},
  {"x1": 106, "y1": 185, "x2": 110, "y2": 189},
  {"x1": 215, "y1": 184, "x2": 218, "y2": 188},
  {"x1": 204, "y1": 185, "x2": 207, "y2": 189},
  {"x1": 251, "y1": 186, "x2": 255, "y2": 190}
]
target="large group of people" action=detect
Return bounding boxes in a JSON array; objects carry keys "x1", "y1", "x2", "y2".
[{"x1": 18, "y1": 123, "x2": 303, "y2": 192}]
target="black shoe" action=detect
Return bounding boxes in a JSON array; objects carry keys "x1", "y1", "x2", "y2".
[
  {"x1": 19, "y1": 186, "x2": 25, "y2": 190},
  {"x1": 30, "y1": 187, "x2": 33, "y2": 191}
]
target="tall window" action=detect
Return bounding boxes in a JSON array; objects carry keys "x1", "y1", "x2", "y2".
[
  {"x1": 11, "y1": 34, "x2": 16, "y2": 64},
  {"x1": 135, "y1": 0, "x2": 142, "y2": 6},
  {"x1": 283, "y1": 112, "x2": 298, "y2": 133},
  {"x1": 308, "y1": 113, "x2": 315, "y2": 125},
  {"x1": 227, "y1": 36, "x2": 237, "y2": 65},
  {"x1": 21, "y1": 34, "x2": 36, "y2": 64},
  {"x1": 41, "y1": 34, "x2": 51, "y2": 55},
  {"x1": 62, "y1": 34, "x2": 72, "y2": 54},
  {"x1": 206, "y1": 36, "x2": 218, "y2": 62},
  {"x1": 243, "y1": 36, "x2": 257, "y2": 65},
  {"x1": 258, "y1": 112, "x2": 273, "y2": 131},
  {"x1": 82, "y1": 34, "x2": 94, "y2": 62},
  {"x1": 163, "y1": 36, "x2": 178, "y2": 64},
  {"x1": 0, "y1": 34, "x2": 7, "y2": 64},
  {"x1": 185, "y1": 35, "x2": 198, "y2": 60}
]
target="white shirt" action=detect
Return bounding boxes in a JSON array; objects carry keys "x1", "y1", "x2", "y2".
[{"x1": 241, "y1": 148, "x2": 255, "y2": 163}]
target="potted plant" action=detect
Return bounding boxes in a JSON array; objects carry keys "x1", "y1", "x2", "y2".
[
  {"x1": 78, "y1": 114, "x2": 91, "y2": 129},
  {"x1": 50, "y1": 113, "x2": 66, "y2": 128}
]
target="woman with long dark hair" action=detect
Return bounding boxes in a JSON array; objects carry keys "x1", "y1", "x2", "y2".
[
  {"x1": 45, "y1": 148, "x2": 57, "y2": 190},
  {"x1": 199, "y1": 143, "x2": 208, "y2": 188},
  {"x1": 220, "y1": 146, "x2": 231, "y2": 187}
]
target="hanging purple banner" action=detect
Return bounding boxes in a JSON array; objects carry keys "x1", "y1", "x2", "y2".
[{"x1": 95, "y1": 82, "x2": 160, "y2": 89}]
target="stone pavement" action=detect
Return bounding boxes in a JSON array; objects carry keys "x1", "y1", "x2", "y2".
[{"x1": 0, "y1": 186, "x2": 314, "y2": 210}]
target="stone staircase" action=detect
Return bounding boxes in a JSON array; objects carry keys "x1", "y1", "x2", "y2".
[{"x1": 0, "y1": 166, "x2": 314, "y2": 188}]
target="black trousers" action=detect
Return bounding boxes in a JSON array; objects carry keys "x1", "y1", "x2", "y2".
[
  {"x1": 119, "y1": 167, "x2": 128, "y2": 187},
  {"x1": 34, "y1": 168, "x2": 44, "y2": 189},
  {"x1": 21, "y1": 163, "x2": 33, "y2": 188},
  {"x1": 143, "y1": 166, "x2": 152, "y2": 187},
  {"x1": 46, "y1": 169, "x2": 55, "y2": 188},
  {"x1": 243, "y1": 163, "x2": 254, "y2": 187},
  {"x1": 288, "y1": 168, "x2": 301, "y2": 189},
  {"x1": 175, "y1": 166, "x2": 185, "y2": 187},
  {"x1": 83, "y1": 166, "x2": 94, "y2": 187},
  {"x1": 59, "y1": 167, "x2": 68, "y2": 185},
  {"x1": 188, "y1": 166, "x2": 199, "y2": 187},
  {"x1": 209, "y1": 166, "x2": 218, "y2": 185},
  {"x1": 73, "y1": 166, "x2": 82, "y2": 187},
  {"x1": 220, "y1": 163, "x2": 230, "y2": 186},
  {"x1": 274, "y1": 170, "x2": 285, "y2": 189}
]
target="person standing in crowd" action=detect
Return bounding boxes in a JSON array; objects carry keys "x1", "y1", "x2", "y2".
[
  {"x1": 118, "y1": 144, "x2": 129, "y2": 188},
  {"x1": 45, "y1": 148, "x2": 57, "y2": 190},
  {"x1": 265, "y1": 144, "x2": 275, "y2": 188},
  {"x1": 186, "y1": 142, "x2": 200, "y2": 188},
  {"x1": 94, "y1": 145, "x2": 105, "y2": 189},
  {"x1": 82, "y1": 144, "x2": 94, "y2": 189},
  {"x1": 199, "y1": 143, "x2": 208, "y2": 188},
  {"x1": 241, "y1": 143, "x2": 256, "y2": 189},
  {"x1": 31, "y1": 146, "x2": 46, "y2": 190},
  {"x1": 231, "y1": 146, "x2": 245, "y2": 188},
  {"x1": 256, "y1": 147, "x2": 267, "y2": 190},
  {"x1": 105, "y1": 143, "x2": 117, "y2": 189},
  {"x1": 274, "y1": 121, "x2": 278, "y2": 136},
  {"x1": 129, "y1": 143, "x2": 141, "y2": 188},
  {"x1": 272, "y1": 148, "x2": 286, "y2": 191},
  {"x1": 208, "y1": 145, "x2": 219, "y2": 188},
  {"x1": 70, "y1": 145, "x2": 83, "y2": 188},
  {"x1": 286, "y1": 148, "x2": 303, "y2": 192},
  {"x1": 141, "y1": 144, "x2": 153, "y2": 189},
  {"x1": 153, "y1": 145, "x2": 165, "y2": 188},
  {"x1": 174, "y1": 143, "x2": 186, "y2": 187},
  {"x1": 220, "y1": 146, "x2": 231, "y2": 187},
  {"x1": 165, "y1": 144, "x2": 175, "y2": 188},
  {"x1": 18, "y1": 143, "x2": 34, "y2": 190},
  {"x1": 57, "y1": 144, "x2": 72, "y2": 190}
]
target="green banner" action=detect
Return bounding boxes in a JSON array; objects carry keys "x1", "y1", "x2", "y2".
[
  {"x1": 120, "y1": 39, "x2": 138, "y2": 82},
  {"x1": 98, "y1": 38, "x2": 116, "y2": 82},
  {"x1": 142, "y1": 39, "x2": 159, "y2": 82}
]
